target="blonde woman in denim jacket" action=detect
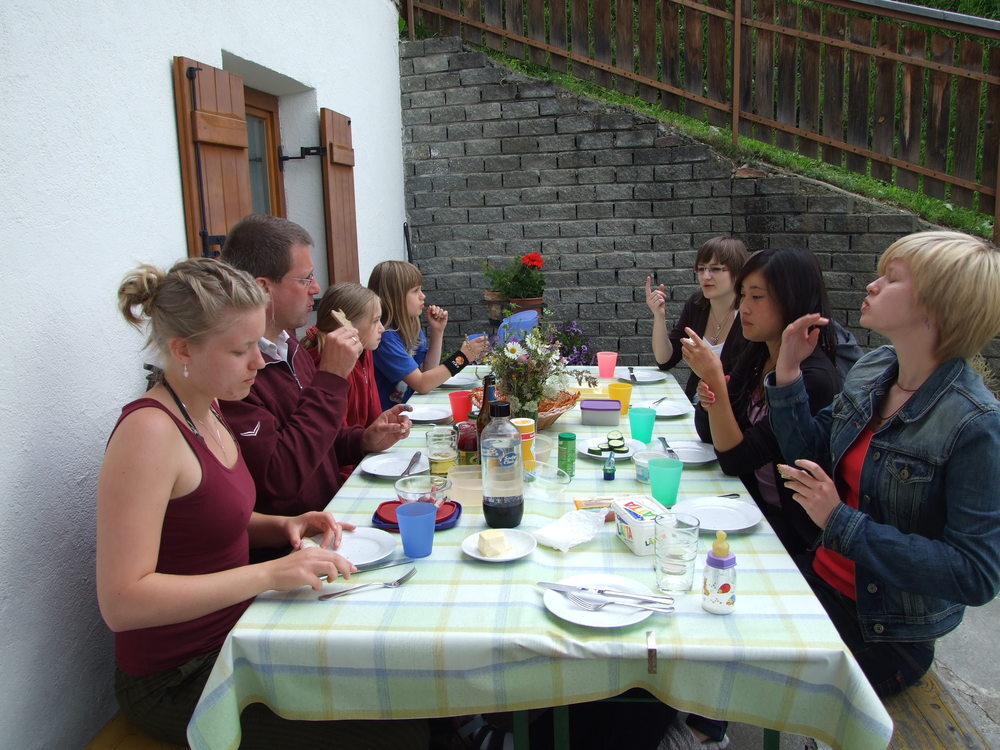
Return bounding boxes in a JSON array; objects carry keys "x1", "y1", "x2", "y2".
[{"x1": 765, "y1": 231, "x2": 1000, "y2": 697}]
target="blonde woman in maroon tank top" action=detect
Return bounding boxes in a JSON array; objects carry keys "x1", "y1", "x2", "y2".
[{"x1": 99, "y1": 258, "x2": 428, "y2": 748}]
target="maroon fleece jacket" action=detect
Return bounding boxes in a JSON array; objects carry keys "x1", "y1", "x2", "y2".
[{"x1": 219, "y1": 335, "x2": 366, "y2": 515}]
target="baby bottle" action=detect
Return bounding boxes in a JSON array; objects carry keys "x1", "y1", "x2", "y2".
[{"x1": 701, "y1": 530, "x2": 736, "y2": 614}]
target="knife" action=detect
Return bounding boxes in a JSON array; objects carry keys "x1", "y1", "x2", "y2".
[
  {"x1": 356, "y1": 556, "x2": 416, "y2": 573},
  {"x1": 538, "y1": 582, "x2": 674, "y2": 605},
  {"x1": 400, "y1": 450, "x2": 422, "y2": 477}
]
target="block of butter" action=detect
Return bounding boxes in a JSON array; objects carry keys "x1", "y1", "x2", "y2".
[{"x1": 477, "y1": 529, "x2": 511, "y2": 557}]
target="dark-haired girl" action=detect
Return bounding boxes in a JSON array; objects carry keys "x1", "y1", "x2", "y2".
[{"x1": 682, "y1": 248, "x2": 842, "y2": 554}]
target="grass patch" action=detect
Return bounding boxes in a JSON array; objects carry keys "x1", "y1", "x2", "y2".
[{"x1": 483, "y1": 49, "x2": 995, "y2": 239}]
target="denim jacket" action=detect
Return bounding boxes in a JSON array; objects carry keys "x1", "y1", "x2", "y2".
[{"x1": 765, "y1": 346, "x2": 1000, "y2": 642}]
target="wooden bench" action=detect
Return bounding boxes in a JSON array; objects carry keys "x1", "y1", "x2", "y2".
[
  {"x1": 884, "y1": 670, "x2": 989, "y2": 749},
  {"x1": 85, "y1": 713, "x2": 186, "y2": 750}
]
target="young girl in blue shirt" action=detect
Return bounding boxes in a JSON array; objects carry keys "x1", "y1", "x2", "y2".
[{"x1": 368, "y1": 261, "x2": 487, "y2": 410}]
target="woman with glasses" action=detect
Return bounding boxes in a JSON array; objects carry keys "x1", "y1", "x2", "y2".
[
  {"x1": 681, "y1": 248, "x2": 842, "y2": 555},
  {"x1": 644, "y1": 237, "x2": 749, "y2": 401},
  {"x1": 767, "y1": 231, "x2": 1000, "y2": 697}
]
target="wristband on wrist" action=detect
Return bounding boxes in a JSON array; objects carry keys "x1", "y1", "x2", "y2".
[{"x1": 444, "y1": 349, "x2": 469, "y2": 376}]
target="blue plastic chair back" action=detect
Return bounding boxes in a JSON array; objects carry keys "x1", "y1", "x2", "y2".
[{"x1": 497, "y1": 309, "x2": 539, "y2": 342}]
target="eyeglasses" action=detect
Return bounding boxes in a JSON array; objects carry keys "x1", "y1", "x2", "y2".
[
  {"x1": 695, "y1": 265, "x2": 729, "y2": 276},
  {"x1": 287, "y1": 271, "x2": 316, "y2": 287}
]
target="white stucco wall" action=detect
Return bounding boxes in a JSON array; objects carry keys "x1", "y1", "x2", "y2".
[{"x1": 0, "y1": 1, "x2": 405, "y2": 746}]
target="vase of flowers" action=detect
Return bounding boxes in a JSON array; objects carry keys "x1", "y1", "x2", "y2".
[
  {"x1": 479, "y1": 315, "x2": 597, "y2": 426},
  {"x1": 482, "y1": 252, "x2": 546, "y2": 318}
]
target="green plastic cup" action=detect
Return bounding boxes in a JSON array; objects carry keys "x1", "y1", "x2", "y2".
[
  {"x1": 648, "y1": 457, "x2": 683, "y2": 508},
  {"x1": 628, "y1": 407, "x2": 656, "y2": 444}
]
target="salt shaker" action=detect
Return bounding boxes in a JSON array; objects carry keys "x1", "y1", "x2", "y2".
[{"x1": 702, "y1": 530, "x2": 736, "y2": 614}]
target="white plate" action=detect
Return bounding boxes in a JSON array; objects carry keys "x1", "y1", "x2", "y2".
[
  {"x1": 441, "y1": 372, "x2": 479, "y2": 388},
  {"x1": 651, "y1": 400, "x2": 692, "y2": 418},
  {"x1": 359, "y1": 451, "x2": 430, "y2": 478},
  {"x1": 614, "y1": 367, "x2": 667, "y2": 384},
  {"x1": 542, "y1": 574, "x2": 655, "y2": 628},
  {"x1": 461, "y1": 529, "x2": 537, "y2": 562},
  {"x1": 578, "y1": 437, "x2": 645, "y2": 461},
  {"x1": 665, "y1": 441, "x2": 717, "y2": 465},
  {"x1": 305, "y1": 527, "x2": 396, "y2": 566},
  {"x1": 406, "y1": 405, "x2": 452, "y2": 422},
  {"x1": 672, "y1": 496, "x2": 763, "y2": 532}
]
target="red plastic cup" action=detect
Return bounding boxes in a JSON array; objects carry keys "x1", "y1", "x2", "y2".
[{"x1": 448, "y1": 390, "x2": 473, "y2": 422}]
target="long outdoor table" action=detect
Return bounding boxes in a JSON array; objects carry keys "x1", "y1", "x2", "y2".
[{"x1": 187, "y1": 368, "x2": 892, "y2": 749}]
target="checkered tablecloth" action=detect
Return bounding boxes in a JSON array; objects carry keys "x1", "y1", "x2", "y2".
[{"x1": 187, "y1": 368, "x2": 892, "y2": 749}]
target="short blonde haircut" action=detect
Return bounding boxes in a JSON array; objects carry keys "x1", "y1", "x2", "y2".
[
  {"x1": 879, "y1": 231, "x2": 1000, "y2": 360},
  {"x1": 368, "y1": 261, "x2": 423, "y2": 351}
]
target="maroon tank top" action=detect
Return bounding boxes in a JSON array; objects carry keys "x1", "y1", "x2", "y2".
[{"x1": 112, "y1": 398, "x2": 256, "y2": 676}]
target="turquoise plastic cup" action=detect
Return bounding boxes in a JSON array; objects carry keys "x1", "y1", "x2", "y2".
[
  {"x1": 396, "y1": 502, "x2": 437, "y2": 558},
  {"x1": 628, "y1": 407, "x2": 657, "y2": 444},
  {"x1": 648, "y1": 457, "x2": 684, "y2": 508}
]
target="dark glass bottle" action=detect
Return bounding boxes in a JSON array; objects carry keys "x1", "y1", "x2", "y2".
[{"x1": 477, "y1": 373, "x2": 497, "y2": 436}]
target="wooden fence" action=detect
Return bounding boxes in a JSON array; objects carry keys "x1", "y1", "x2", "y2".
[{"x1": 406, "y1": 0, "x2": 1000, "y2": 240}]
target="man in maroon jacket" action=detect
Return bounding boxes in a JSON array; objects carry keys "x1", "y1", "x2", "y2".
[{"x1": 218, "y1": 214, "x2": 412, "y2": 516}]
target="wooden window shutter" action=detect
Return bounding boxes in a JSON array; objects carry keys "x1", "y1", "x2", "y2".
[
  {"x1": 319, "y1": 108, "x2": 360, "y2": 283},
  {"x1": 172, "y1": 56, "x2": 252, "y2": 257}
]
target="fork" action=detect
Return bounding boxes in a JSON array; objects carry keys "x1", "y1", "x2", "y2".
[
  {"x1": 318, "y1": 567, "x2": 417, "y2": 600},
  {"x1": 649, "y1": 395, "x2": 668, "y2": 407},
  {"x1": 627, "y1": 365, "x2": 639, "y2": 384},
  {"x1": 658, "y1": 436, "x2": 679, "y2": 460},
  {"x1": 565, "y1": 592, "x2": 674, "y2": 614}
]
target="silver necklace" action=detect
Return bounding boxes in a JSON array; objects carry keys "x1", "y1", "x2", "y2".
[{"x1": 706, "y1": 310, "x2": 726, "y2": 344}]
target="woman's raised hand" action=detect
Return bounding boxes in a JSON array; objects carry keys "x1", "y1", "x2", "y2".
[
  {"x1": 776, "y1": 313, "x2": 828, "y2": 386},
  {"x1": 680, "y1": 327, "x2": 724, "y2": 385},
  {"x1": 777, "y1": 460, "x2": 840, "y2": 529},
  {"x1": 644, "y1": 275, "x2": 667, "y2": 317}
]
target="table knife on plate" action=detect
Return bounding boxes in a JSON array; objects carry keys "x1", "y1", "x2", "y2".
[{"x1": 538, "y1": 582, "x2": 674, "y2": 605}]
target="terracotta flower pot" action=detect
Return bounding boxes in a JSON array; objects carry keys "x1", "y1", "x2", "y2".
[{"x1": 507, "y1": 297, "x2": 544, "y2": 316}]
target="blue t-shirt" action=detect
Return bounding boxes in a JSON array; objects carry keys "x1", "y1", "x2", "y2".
[{"x1": 373, "y1": 328, "x2": 429, "y2": 410}]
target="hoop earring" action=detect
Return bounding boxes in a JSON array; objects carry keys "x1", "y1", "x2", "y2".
[{"x1": 183, "y1": 364, "x2": 189, "y2": 378}]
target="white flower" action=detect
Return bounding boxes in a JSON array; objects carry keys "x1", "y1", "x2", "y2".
[{"x1": 503, "y1": 341, "x2": 525, "y2": 358}]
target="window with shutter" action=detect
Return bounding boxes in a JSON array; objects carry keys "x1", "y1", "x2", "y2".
[{"x1": 172, "y1": 56, "x2": 360, "y2": 281}]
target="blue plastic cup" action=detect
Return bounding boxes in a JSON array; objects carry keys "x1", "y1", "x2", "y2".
[{"x1": 396, "y1": 502, "x2": 437, "y2": 558}]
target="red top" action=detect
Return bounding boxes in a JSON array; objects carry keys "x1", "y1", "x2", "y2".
[
  {"x1": 303, "y1": 329, "x2": 382, "y2": 481},
  {"x1": 815, "y1": 426, "x2": 873, "y2": 600},
  {"x1": 112, "y1": 399, "x2": 255, "y2": 676}
]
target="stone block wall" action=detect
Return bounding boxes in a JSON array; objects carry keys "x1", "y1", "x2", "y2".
[{"x1": 399, "y1": 37, "x2": 998, "y2": 375}]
